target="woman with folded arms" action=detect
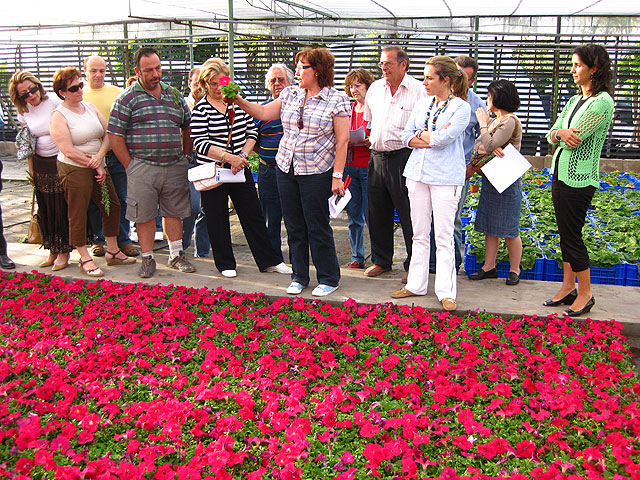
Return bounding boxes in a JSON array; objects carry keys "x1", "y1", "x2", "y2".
[
  {"x1": 50, "y1": 67, "x2": 135, "y2": 277},
  {"x1": 232, "y1": 48, "x2": 350, "y2": 297},
  {"x1": 543, "y1": 44, "x2": 614, "y2": 317},
  {"x1": 8, "y1": 70, "x2": 73, "y2": 270},
  {"x1": 391, "y1": 56, "x2": 470, "y2": 311},
  {"x1": 190, "y1": 57, "x2": 291, "y2": 279}
]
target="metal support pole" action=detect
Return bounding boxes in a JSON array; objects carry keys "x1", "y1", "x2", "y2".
[
  {"x1": 189, "y1": 21, "x2": 194, "y2": 69},
  {"x1": 123, "y1": 23, "x2": 130, "y2": 86},
  {"x1": 473, "y1": 16, "x2": 480, "y2": 92},
  {"x1": 228, "y1": 0, "x2": 235, "y2": 76},
  {"x1": 551, "y1": 16, "x2": 562, "y2": 126}
]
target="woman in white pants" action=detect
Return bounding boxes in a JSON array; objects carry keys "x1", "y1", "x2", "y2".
[{"x1": 391, "y1": 56, "x2": 470, "y2": 311}]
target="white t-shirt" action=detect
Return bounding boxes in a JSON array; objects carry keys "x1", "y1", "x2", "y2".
[{"x1": 17, "y1": 95, "x2": 61, "y2": 157}]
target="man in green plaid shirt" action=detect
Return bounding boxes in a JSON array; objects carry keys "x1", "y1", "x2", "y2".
[{"x1": 108, "y1": 46, "x2": 196, "y2": 278}]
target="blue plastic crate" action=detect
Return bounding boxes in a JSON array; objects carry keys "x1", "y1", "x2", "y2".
[
  {"x1": 464, "y1": 248, "x2": 544, "y2": 281},
  {"x1": 625, "y1": 263, "x2": 640, "y2": 287},
  {"x1": 542, "y1": 258, "x2": 628, "y2": 286}
]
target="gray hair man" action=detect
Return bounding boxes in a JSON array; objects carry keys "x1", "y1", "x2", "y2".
[
  {"x1": 254, "y1": 63, "x2": 294, "y2": 262},
  {"x1": 363, "y1": 46, "x2": 426, "y2": 281}
]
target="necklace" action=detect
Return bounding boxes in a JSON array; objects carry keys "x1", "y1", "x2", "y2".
[{"x1": 424, "y1": 94, "x2": 452, "y2": 131}]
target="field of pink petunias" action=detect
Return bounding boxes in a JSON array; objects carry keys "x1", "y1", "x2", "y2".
[{"x1": 1, "y1": 271, "x2": 639, "y2": 479}]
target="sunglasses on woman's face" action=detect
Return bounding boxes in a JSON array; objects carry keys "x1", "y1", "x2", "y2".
[
  {"x1": 19, "y1": 85, "x2": 39, "y2": 101},
  {"x1": 63, "y1": 82, "x2": 84, "y2": 93}
]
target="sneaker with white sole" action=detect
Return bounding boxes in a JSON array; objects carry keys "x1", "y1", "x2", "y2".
[
  {"x1": 312, "y1": 284, "x2": 338, "y2": 297},
  {"x1": 286, "y1": 282, "x2": 304, "y2": 295},
  {"x1": 265, "y1": 262, "x2": 293, "y2": 274},
  {"x1": 221, "y1": 269, "x2": 237, "y2": 278}
]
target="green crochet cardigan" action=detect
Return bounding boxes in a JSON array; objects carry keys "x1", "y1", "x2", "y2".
[{"x1": 546, "y1": 91, "x2": 614, "y2": 188}]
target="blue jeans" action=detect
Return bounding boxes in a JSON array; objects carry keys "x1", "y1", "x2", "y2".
[
  {"x1": 88, "y1": 152, "x2": 131, "y2": 245},
  {"x1": 429, "y1": 178, "x2": 468, "y2": 271},
  {"x1": 277, "y1": 167, "x2": 340, "y2": 287},
  {"x1": 182, "y1": 180, "x2": 211, "y2": 257},
  {"x1": 258, "y1": 162, "x2": 285, "y2": 263},
  {"x1": 344, "y1": 165, "x2": 372, "y2": 264}
]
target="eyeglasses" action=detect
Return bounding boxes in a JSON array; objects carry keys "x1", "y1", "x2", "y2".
[
  {"x1": 298, "y1": 64, "x2": 313, "y2": 71},
  {"x1": 269, "y1": 77, "x2": 286, "y2": 84},
  {"x1": 19, "y1": 86, "x2": 39, "y2": 101},
  {"x1": 63, "y1": 82, "x2": 84, "y2": 93},
  {"x1": 297, "y1": 104, "x2": 304, "y2": 129},
  {"x1": 377, "y1": 61, "x2": 396, "y2": 68}
]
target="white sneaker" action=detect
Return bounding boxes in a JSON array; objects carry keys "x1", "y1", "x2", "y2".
[
  {"x1": 130, "y1": 230, "x2": 138, "y2": 243},
  {"x1": 312, "y1": 284, "x2": 339, "y2": 297},
  {"x1": 286, "y1": 282, "x2": 304, "y2": 295},
  {"x1": 265, "y1": 262, "x2": 293, "y2": 274},
  {"x1": 154, "y1": 231, "x2": 164, "y2": 242},
  {"x1": 221, "y1": 269, "x2": 237, "y2": 278}
]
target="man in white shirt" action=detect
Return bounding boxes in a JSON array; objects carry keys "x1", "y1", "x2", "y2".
[
  {"x1": 363, "y1": 46, "x2": 425, "y2": 280},
  {"x1": 84, "y1": 55, "x2": 139, "y2": 257}
]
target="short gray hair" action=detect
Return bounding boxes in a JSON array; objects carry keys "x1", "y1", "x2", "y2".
[{"x1": 265, "y1": 64, "x2": 294, "y2": 90}]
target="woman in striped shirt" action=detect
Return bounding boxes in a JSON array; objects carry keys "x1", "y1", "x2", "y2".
[{"x1": 190, "y1": 58, "x2": 291, "y2": 279}]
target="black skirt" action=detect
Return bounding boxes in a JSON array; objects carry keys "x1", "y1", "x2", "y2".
[{"x1": 32, "y1": 154, "x2": 74, "y2": 254}]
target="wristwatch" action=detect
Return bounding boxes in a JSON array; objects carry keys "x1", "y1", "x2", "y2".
[
  {"x1": 332, "y1": 172, "x2": 343, "y2": 179},
  {"x1": 238, "y1": 152, "x2": 249, "y2": 159}
]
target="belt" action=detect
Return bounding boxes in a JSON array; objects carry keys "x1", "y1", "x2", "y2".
[
  {"x1": 371, "y1": 148, "x2": 410, "y2": 156},
  {"x1": 259, "y1": 158, "x2": 276, "y2": 168}
]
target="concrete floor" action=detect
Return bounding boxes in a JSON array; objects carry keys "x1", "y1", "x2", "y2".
[{"x1": 2, "y1": 155, "x2": 640, "y2": 342}]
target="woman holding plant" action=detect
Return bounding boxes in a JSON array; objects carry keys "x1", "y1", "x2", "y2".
[
  {"x1": 544, "y1": 44, "x2": 614, "y2": 317},
  {"x1": 8, "y1": 70, "x2": 73, "y2": 270},
  {"x1": 50, "y1": 66, "x2": 134, "y2": 278},
  {"x1": 467, "y1": 80, "x2": 523, "y2": 286},
  {"x1": 390, "y1": 56, "x2": 470, "y2": 311},
  {"x1": 190, "y1": 57, "x2": 291, "y2": 279},
  {"x1": 232, "y1": 48, "x2": 350, "y2": 297}
]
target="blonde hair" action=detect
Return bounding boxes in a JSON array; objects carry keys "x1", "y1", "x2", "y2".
[
  {"x1": 198, "y1": 58, "x2": 230, "y2": 92},
  {"x1": 425, "y1": 56, "x2": 468, "y2": 101},
  {"x1": 126, "y1": 76, "x2": 137, "y2": 87},
  {"x1": 8, "y1": 70, "x2": 48, "y2": 115}
]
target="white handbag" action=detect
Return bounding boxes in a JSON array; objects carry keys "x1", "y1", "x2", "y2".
[{"x1": 188, "y1": 162, "x2": 221, "y2": 191}]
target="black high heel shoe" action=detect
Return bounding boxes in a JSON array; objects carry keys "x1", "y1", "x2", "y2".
[
  {"x1": 563, "y1": 296, "x2": 595, "y2": 317},
  {"x1": 542, "y1": 288, "x2": 577, "y2": 307}
]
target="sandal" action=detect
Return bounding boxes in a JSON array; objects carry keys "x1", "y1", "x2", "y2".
[
  {"x1": 105, "y1": 249, "x2": 136, "y2": 266},
  {"x1": 441, "y1": 298, "x2": 457, "y2": 311},
  {"x1": 79, "y1": 258, "x2": 104, "y2": 277}
]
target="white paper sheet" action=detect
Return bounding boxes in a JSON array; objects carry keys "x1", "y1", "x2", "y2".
[
  {"x1": 349, "y1": 126, "x2": 366, "y2": 143},
  {"x1": 216, "y1": 168, "x2": 246, "y2": 183},
  {"x1": 328, "y1": 189, "x2": 352, "y2": 218},
  {"x1": 480, "y1": 144, "x2": 532, "y2": 193}
]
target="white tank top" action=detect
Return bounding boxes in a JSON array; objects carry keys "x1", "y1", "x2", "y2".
[{"x1": 55, "y1": 102, "x2": 104, "y2": 168}]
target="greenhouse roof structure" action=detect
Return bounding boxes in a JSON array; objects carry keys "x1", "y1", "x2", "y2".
[{"x1": 4, "y1": 0, "x2": 639, "y2": 30}]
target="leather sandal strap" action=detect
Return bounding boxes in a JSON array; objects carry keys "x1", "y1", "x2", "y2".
[
  {"x1": 79, "y1": 258, "x2": 94, "y2": 266},
  {"x1": 106, "y1": 249, "x2": 123, "y2": 257}
]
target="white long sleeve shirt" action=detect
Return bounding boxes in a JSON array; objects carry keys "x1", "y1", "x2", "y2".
[{"x1": 401, "y1": 95, "x2": 470, "y2": 186}]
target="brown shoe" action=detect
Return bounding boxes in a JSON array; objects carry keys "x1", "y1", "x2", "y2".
[
  {"x1": 106, "y1": 249, "x2": 136, "y2": 266},
  {"x1": 441, "y1": 298, "x2": 457, "y2": 311},
  {"x1": 401, "y1": 271, "x2": 408, "y2": 284},
  {"x1": 391, "y1": 287, "x2": 418, "y2": 299},
  {"x1": 120, "y1": 243, "x2": 140, "y2": 257},
  {"x1": 90, "y1": 244, "x2": 105, "y2": 257},
  {"x1": 364, "y1": 264, "x2": 392, "y2": 277}
]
